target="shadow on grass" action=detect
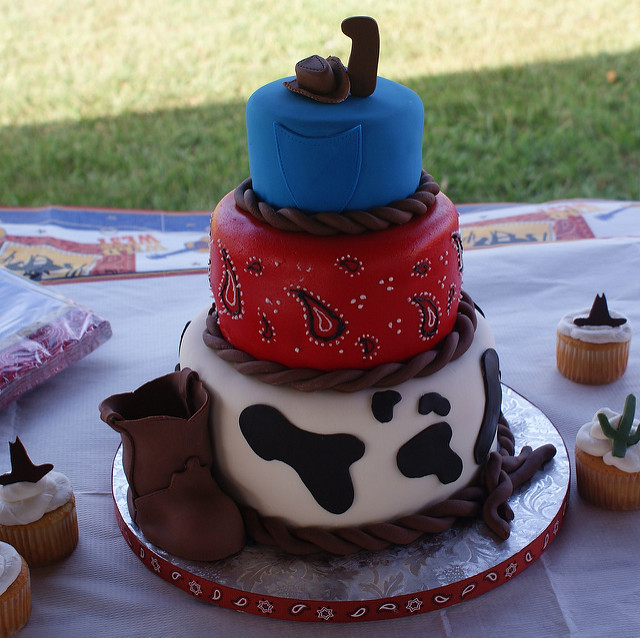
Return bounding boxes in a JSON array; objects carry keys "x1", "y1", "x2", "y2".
[{"x1": 1, "y1": 47, "x2": 639, "y2": 210}]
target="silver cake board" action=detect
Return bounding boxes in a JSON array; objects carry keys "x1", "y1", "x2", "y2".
[{"x1": 111, "y1": 385, "x2": 569, "y2": 623}]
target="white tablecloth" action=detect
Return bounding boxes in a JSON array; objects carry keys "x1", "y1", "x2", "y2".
[{"x1": 3, "y1": 229, "x2": 640, "y2": 637}]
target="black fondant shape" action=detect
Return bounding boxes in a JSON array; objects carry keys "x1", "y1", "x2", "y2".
[
  {"x1": 178, "y1": 321, "x2": 190, "y2": 350},
  {"x1": 396, "y1": 422, "x2": 463, "y2": 484},
  {"x1": 239, "y1": 405, "x2": 365, "y2": 515},
  {"x1": 574, "y1": 293, "x2": 626, "y2": 327},
  {"x1": 0, "y1": 438, "x2": 53, "y2": 485},
  {"x1": 291, "y1": 289, "x2": 346, "y2": 342},
  {"x1": 418, "y1": 392, "x2": 451, "y2": 417},
  {"x1": 176, "y1": 321, "x2": 191, "y2": 371},
  {"x1": 473, "y1": 348, "x2": 502, "y2": 464},
  {"x1": 371, "y1": 390, "x2": 402, "y2": 423}
]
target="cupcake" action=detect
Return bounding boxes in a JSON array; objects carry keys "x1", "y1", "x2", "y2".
[
  {"x1": 0, "y1": 438, "x2": 78, "y2": 567},
  {"x1": 556, "y1": 293, "x2": 631, "y2": 385},
  {"x1": 0, "y1": 541, "x2": 30, "y2": 636},
  {"x1": 575, "y1": 394, "x2": 640, "y2": 509}
]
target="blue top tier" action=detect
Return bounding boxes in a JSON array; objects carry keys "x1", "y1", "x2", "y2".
[{"x1": 246, "y1": 76, "x2": 425, "y2": 214}]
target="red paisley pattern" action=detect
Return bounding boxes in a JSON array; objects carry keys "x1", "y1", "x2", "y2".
[
  {"x1": 218, "y1": 245, "x2": 242, "y2": 317},
  {"x1": 290, "y1": 288, "x2": 346, "y2": 343},
  {"x1": 209, "y1": 190, "x2": 462, "y2": 371}
]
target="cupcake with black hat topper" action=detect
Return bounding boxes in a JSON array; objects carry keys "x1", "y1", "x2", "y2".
[
  {"x1": 556, "y1": 293, "x2": 631, "y2": 384},
  {"x1": 0, "y1": 438, "x2": 78, "y2": 567}
]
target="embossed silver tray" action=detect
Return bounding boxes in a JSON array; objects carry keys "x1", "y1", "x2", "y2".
[{"x1": 112, "y1": 385, "x2": 570, "y2": 623}]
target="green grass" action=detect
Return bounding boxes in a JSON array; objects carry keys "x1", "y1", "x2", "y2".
[{"x1": 1, "y1": 0, "x2": 639, "y2": 209}]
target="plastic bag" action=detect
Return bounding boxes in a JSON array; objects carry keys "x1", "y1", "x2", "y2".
[{"x1": 0, "y1": 267, "x2": 112, "y2": 409}]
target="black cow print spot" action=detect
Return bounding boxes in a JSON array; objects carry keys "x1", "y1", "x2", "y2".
[
  {"x1": 418, "y1": 392, "x2": 451, "y2": 417},
  {"x1": 239, "y1": 405, "x2": 365, "y2": 515},
  {"x1": 396, "y1": 422, "x2": 463, "y2": 484},
  {"x1": 473, "y1": 348, "x2": 502, "y2": 464},
  {"x1": 371, "y1": 390, "x2": 402, "y2": 423}
]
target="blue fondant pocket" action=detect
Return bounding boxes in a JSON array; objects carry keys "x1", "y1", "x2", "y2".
[{"x1": 274, "y1": 123, "x2": 362, "y2": 213}]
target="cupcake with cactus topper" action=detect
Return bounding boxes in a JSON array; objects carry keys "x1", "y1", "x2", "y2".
[
  {"x1": 575, "y1": 394, "x2": 640, "y2": 509},
  {"x1": 556, "y1": 293, "x2": 631, "y2": 385},
  {"x1": 0, "y1": 438, "x2": 78, "y2": 567}
]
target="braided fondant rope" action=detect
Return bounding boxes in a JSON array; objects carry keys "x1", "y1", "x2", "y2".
[
  {"x1": 203, "y1": 291, "x2": 478, "y2": 392},
  {"x1": 240, "y1": 418, "x2": 557, "y2": 555},
  {"x1": 233, "y1": 170, "x2": 441, "y2": 235}
]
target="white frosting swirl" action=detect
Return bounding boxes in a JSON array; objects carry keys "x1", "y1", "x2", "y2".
[
  {"x1": 576, "y1": 407, "x2": 640, "y2": 473},
  {"x1": 0, "y1": 541, "x2": 22, "y2": 597},
  {"x1": 557, "y1": 308, "x2": 631, "y2": 344},
  {"x1": 0, "y1": 471, "x2": 73, "y2": 525}
]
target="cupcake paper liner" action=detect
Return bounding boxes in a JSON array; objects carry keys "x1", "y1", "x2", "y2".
[
  {"x1": 556, "y1": 332, "x2": 629, "y2": 385},
  {"x1": 575, "y1": 446, "x2": 640, "y2": 510},
  {"x1": 0, "y1": 495, "x2": 79, "y2": 568}
]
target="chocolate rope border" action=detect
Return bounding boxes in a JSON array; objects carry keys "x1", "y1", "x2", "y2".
[
  {"x1": 240, "y1": 418, "x2": 557, "y2": 555},
  {"x1": 234, "y1": 170, "x2": 441, "y2": 235},
  {"x1": 203, "y1": 291, "x2": 478, "y2": 392}
]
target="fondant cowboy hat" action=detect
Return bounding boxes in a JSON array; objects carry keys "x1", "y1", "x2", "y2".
[{"x1": 283, "y1": 55, "x2": 350, "y2": 103}]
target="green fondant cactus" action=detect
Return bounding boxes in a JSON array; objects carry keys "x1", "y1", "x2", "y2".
[{"x1": 597, "y1": 394, "x2": 640, "y2": 458}]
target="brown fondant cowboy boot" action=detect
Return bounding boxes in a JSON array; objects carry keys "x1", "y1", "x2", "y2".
[{"x1": 99, "y1": 368, "x2": 245, "y2": 561}]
